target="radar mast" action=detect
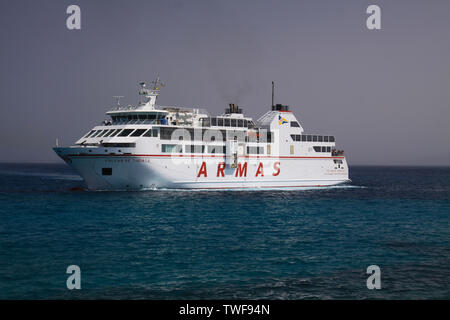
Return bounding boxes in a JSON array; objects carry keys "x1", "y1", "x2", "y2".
[{"x1": 138, "y1": 75, "x2": 165, "y2": 109}]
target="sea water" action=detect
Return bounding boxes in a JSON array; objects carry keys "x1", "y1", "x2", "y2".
[{"x1": 0, "y1": 163, "x2": 449, "y2": 299}]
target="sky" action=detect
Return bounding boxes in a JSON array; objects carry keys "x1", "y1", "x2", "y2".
[{"x1": 0, "y1": 0, "x2": 449, "y2": 165}]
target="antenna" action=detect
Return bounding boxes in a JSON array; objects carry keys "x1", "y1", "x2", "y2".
[
  {"x1": 271, "y1": 81, "x2": 275, "y2": 107},
  {"x1": 150, "y1": 74, "x2": 165, "y2": 91},
  {"x1": 113, "y1": 96, "x2": 124, "y2": 107}
]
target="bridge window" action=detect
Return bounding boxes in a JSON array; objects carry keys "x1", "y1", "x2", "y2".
[
  {"x1": 224, "y1": 118, "x2": 230, "y2": 126},
  {"x1": 218, "y1": 118, "x2": 224, "y2": 126},
  {"x1": 98, "y1": 130, "x2": 110, "y2": 138},
  {"x1": 83, "y1": 130, "x2": 95, "y2": 138},
  {"x1": 329, "y1": 136, "x2": 335, "y2": 142},
  {"x1": 91, "y1": 130, "x2": 104, "y2": 138},
  {"x1": 130, "y1": 129, "x2": 146, "y2": 137},
  {"x1": 230, "y1": 119, "x2": 237, "y2": 127},
  {"x1": 290, "y1": 121, "x2": 300, "y2": 127},
  {"x1": 318, "y1": 136, "x2": 323, "y2": 142},
  {"x1": 118, "y1": 129, "x2": 134, "y2": 137},
  {"x1": 109, "y1": 129, "x2": 121, "y2": 137},
  {"x1": 324, "y1": 136, "x2": 329, "y2": 142},
  {"x1": 88, "y1": 131, "x2": 98, "y2": 138},
  {"x1": 103, "y1": 129, "x2": 115, "y2": 137}
]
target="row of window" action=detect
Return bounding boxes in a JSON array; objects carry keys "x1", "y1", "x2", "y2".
[
  {"x1": 112, "y1": 115, "x2": 259, "y2": 129},
  {"x1": 84, "y1": 128, "x2": 159, "y2": 139},
  {"x1": 201, "y1": 117, "x2": 256, "y2": 128},
  {"x1": 291, "y1": 134, "x2": 335, "y2": 142},
  {"x1": 186, "y1": 145, "x2": 226, "y2": 154},
  {"x1": 161, "y1": 144, "x2": 265, "y2": 155},
  {"x1": 313, "y1": 146, "x2": 332, "y2": 153},
  {"x1": 101, "y1": 143, "x2": 136, "y2": 148},
  {"x1": 85, "y1": 127, "x2": 275, "y2": 143},
  {"x1": 111, "y1": 115, "x2": 298, "y2": 130},
  {"x1": 160, "y1": 127, "x2": 273, "y2": 143},
  {"x1": 111, "y1": 114, "x2": 166, "y2": 124}
]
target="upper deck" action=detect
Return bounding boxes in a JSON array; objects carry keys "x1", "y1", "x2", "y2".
[{"x1": 69, "y1": 78, "x2": 342, "y2": 158}]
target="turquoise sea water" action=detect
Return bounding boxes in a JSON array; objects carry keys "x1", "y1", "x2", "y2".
[{"x1": 0, "y1": 163, "x2": 449, "y2": 299}]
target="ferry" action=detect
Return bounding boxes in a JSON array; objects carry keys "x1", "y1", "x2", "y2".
[{"x1": 54, "y1": 77, "x2": 350, "y2": 190}]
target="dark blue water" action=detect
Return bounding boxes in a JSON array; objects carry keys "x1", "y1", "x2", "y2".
[{"x1": 0, "y1": 163, "x2": 449, "y2": 299}]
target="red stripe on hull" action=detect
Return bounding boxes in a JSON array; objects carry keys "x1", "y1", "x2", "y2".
[{"x1": 66, "y1": 154, "x2": 345, "y2": 159}]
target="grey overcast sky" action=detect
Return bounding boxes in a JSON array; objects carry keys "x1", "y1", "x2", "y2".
[{"x1": 0, "y1": 0, "x2": 449, "y2": 165}]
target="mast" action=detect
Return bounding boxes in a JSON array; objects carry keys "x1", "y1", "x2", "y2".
[
  {"x1": 138, "y1": 75, "x2": 165, "y2": 109},
  {"x1": 271, "y1": 81, "x2": 274, "y2": 107}
]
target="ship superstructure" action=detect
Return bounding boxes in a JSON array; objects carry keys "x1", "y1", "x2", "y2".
[{"x1": 54, "y1": 77, "x2": 349, "y2": 190}]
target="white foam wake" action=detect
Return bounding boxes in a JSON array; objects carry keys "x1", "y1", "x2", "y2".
[
  {"x1": 140, "y1": 184, "x2": 367, "y2": 192},
  {"x1": 0, "y1": 170, "x2": 83, "y2": 181}
]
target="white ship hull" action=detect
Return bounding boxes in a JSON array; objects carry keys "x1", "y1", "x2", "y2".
[{"x1": 55, "y1": 148, "x2": 349, "y2": 190}]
